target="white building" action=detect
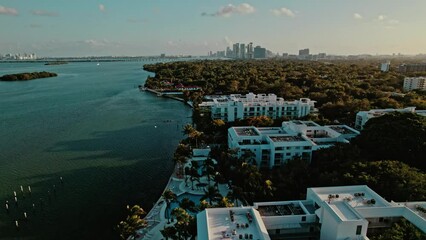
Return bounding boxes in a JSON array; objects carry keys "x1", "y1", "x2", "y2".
[
  {"x1": 403, "y1": 77, "x2": 426, "y2": 91},
  {"x1": 228, "y1": 121, "x2": 359, "y2": 169},
  {"x1": 199, "y1": 93, "x2": 316, "y2": 122},
  {"x1": 380, "y1": 61, "x2": 390, "y2": 72},
  {"x1": 197, "y1": 185, "x2": 426, "y2": 240},
  {"x1": 355, "y1": 107, "x2": 426, "y2": 130}
]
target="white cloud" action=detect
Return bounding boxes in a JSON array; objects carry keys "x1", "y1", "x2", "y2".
[
  {"x1": 201, "y1": 3, "x2": 255, "y2": 17},
  {"x1": 31, "y1": 10, "x2": 58, "y2": 17},
  {"x1": 353, "y1": 13, "x2": 363, "y2": 20},
  {"x1": 99, "y1": 4, "x2": 106, "y2": 13},
  {"x1": 0, "y1": 5, "x2": 18, "y2": 16},
  {"x1": 377, "y1": 15, "x2": 386, "y2": 21},
  {"x1": 271, "y1": 7, "x2": 295, "y2": 17}
]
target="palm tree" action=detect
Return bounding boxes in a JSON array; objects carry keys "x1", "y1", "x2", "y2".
[
  {"x1": 201, "y1": 186, "x2": 222, "y2": 205},
  {"x1": 198, "y1": 200, "x2": 211, "y2": 211},
  {"x1": 179, "y1": 198, "x2": 197, "y2": 213},
  {"x1": 116, "y1": 205, "x2": 147, "y2": 240},
  {"x1": 162, "y1": 189, "x2": 177, "y2": 224},
  {"x1": 216, "y1": 197, "x2": 234, "y2": 208},
  {"x1": 202, "y1": 157, "x2": 216, "y2": 187},
  {"x1": 227, "y1": 186, "x2": 243, "y2": 206},
  {"x1": 160, "y1": 226, "x2": 177, "y2": 240},
  {"x1": 171, "y1": 208, "x2": 193, "y2": 240},
  {"x1": 189, "y1": 161, "x2": 200, "y2": 190},
  {"x1": 182, "y1": 124, "x2": 195, "y2": 137}
]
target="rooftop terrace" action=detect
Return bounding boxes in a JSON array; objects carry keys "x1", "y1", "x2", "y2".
[
  {"x1": 257, "y1": 203, "x2": 306, "y2": 217},
  {"x1": 200, "y1": 207, "x2": 270, "y2": 240},
  {"x1": 235, "y1": 127, "x2": 259, "y2": 136},
  {"x1": 328, "y1": 125, "x2": 358, "y2": 135},
  {"x1": 269, "y1": 135, "x2": 306, "y2": 142}
]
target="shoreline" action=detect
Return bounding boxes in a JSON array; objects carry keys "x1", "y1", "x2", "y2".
[{"x1": 143, "y1": 87, "x2": 193, "y2": 107}]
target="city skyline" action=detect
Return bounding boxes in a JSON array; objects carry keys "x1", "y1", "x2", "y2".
[{"x1": 1, "y1": 0, "x2": 426, "y2": 57}]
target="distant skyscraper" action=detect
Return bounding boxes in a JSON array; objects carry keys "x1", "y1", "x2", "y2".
[
  {"x1": 247, "y1": 42, "x2": 254, "y2": 59},
  {"x1": 299, "y1": 48, "x2": 310, "y2": 56},
  {"x1": 233, "y1": 43, "x2": 240, "y2": 58},
  {"x1": 240, "y1": 43, "x2": 246, "y2": 59},
  {"x1": 226, "y1": 47, "x2": 232, "y2": 57},
  {"x1": 253, "y1": 46, "x2": 266, "y2": 59}
]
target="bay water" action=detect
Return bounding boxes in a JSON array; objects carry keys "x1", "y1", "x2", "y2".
[{"x1": 0, "y1": 61, "x2": 192, "y2": 239}]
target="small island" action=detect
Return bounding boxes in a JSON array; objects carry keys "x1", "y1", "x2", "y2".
[
  {"x1": 45, "y1": 61, "x2": 68, "y2": 66},
  {"x1": 0, "y1": 71, "x2": 58, "y2": 81}
]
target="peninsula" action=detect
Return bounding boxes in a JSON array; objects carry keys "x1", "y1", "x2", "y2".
[{"x1": 0, "y1": 71, "x2": 58, "y2": 81}]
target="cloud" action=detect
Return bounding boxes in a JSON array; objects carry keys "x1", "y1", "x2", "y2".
[
  {"x1": 0, "y1": 5, "x2": 18, "y2": 16},
  {"x1": 31, "y1": 10, "x2": 58, "y2": 17},
  {"x1": 353, "y1": 13, "x2": 363, "y2": 20},
  {"x1": 377, "y1": 15, "x2": 386, "y2": 21},
  {"x1": 99, "y1": 4, "x2": 106, "y2": 12},
  {"x1": 201, "y1": 3, "x2": 255, "y2": 17},
  {"x1": 271, "y1": 7, "x2": 295, "y2": 17}
]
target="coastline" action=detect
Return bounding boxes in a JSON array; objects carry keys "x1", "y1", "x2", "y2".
[{"x1": 143, "y1": 87, "x2": 193, "y2": 107}]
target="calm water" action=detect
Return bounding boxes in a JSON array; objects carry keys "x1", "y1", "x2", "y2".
[{"x1": 0, "y1": 62, "x2": 192, "y2": 239}]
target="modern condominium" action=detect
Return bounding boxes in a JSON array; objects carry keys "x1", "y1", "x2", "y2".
[
  {"x1": 228, "y1": 120, "x2": 359, "y2": 169},
  {"x1": 403, "y1": 77, "x2": 426, "y2": 91},
  {"x1": 355, "y1": 107, "x2": 426, "y2": 130},
  {"x1": 199, "y1": 93, "x2": 316, "y2": 122}
]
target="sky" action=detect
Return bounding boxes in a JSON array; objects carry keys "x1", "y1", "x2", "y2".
[{"x1": 1, "y1": 0, "x2": 426, "y2": 57}]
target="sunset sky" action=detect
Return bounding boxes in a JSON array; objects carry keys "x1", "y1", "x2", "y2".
[{"x1": 1, "y1": 0, "x2": 426, "y2": 57}]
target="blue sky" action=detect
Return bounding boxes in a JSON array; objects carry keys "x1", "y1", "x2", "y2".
[{"x1": 1, "y1": 0, "x2": 426, "y2": 57}]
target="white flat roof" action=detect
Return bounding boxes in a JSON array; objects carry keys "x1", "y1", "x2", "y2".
[
  {"x1": 197, "y1": 207, "x2": 271, "y2": 240},
  {"x1": 329, "y1": 201, "x2": 361, "y2": 221},
  {"x1": 310, "y1": 185, "x2": 391, "y2": 208}
]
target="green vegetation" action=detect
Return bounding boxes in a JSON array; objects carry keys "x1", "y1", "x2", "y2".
[
  {"x1": 0, "y1": 71, "x2": 58, "y2": 81},
  {"x1": 116, "y1": 205, "x2": 147, "y2": 240},
  {"x1": 144, "y1": 59, "x2": 426, "y2": 123},
  {"x1": 370, "y1": 219, "x2": 426, "y2": 240}
]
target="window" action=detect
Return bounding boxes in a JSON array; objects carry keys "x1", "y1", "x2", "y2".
[{"x1": 356, "y1": 225, "x2": 362, "y2": 235}]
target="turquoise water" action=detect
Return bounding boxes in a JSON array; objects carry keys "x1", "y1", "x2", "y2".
[
  {"x1": 0, "y1": 62, "x2": 192, "y2": 239},
  {"x1": 167, "y1": 193, "x2": 203, "y2": 217}
]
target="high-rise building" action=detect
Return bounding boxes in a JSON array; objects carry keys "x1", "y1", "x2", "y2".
[
  {"x1": 253, "y1": 46, "x2": 266, "y2": 59},
  {"x1": 240, "y1": 43, "x2": 246, "y2": 59},
  {"x1": 233, "y1": 43, "x2": 240, "y2": 59},
  {"x1": 403, "y1": 77, "x2": 426, "y2": 91},
  {"x1": 226, "y1": 47, "x2": 232, "y2": 58},
  {"x1": 299, "y1": 48, "x2": 310, "y2": 56},
  {"x1": 247, "y1": 42, "x2": 254, "y2": 59}
]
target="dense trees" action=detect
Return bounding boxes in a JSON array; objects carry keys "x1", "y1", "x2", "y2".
[
  {"x1": 354, "y1": 112, "x2": 426, "y2": 171},
  {"x1": 370, "y1": 219, "x2": 426, "y2": 240},
  {"x1": 0, "y1": 71, "x2": 57, "y2": 81},
  {"x1": 144, "y1": 59, "x2": 425, "y2": 124}
]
